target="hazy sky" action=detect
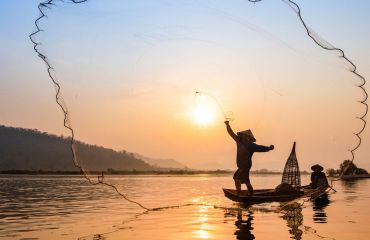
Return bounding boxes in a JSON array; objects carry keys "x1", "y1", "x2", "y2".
[{"x1": 1, "y1": 0, "x2": 370, "y2": 171}]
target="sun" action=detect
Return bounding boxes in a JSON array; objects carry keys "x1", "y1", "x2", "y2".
[
  {"x1": 191, "y1": 105, "x2": 215, "y2": 126},
  {"x1": 191, "y1": 97, "x2": 218, "y2": 126}
]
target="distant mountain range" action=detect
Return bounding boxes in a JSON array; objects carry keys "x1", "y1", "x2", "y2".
[
  {"x1": 0, "y1": 125, "x2": 186, "y2": 172},
  {"x1": 133, "y1": 153, "x2": 188, "y2": 169}
]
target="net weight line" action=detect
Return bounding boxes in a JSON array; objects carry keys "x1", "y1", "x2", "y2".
[
  {"x1": 29, "y1": 0, "x2": 150, "y2": 211},
  {"x1": 248, "y1": 0, "x2": 368, "y2": 169},
  {"x1": 283, "y1": 0, "x2": 368, "y2": 167}
]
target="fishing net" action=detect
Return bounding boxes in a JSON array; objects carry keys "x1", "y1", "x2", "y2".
[
  {"x1": 280, "y1": 0, "x2": 368, "y2": 167},
  {"x1": 281, "y1": 142, "x2": 301, "y2": 188},
  {"x1": 28, "y1": 0, "x2": 367, "y2": 210}
]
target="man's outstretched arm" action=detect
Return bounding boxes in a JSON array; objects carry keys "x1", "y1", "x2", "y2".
[
  {"x1": 224, "y1": 121, "x2": 238, "y2": 142},
  {"x1": 252, "y1": 143, "x2": 274, "y2": 152}
]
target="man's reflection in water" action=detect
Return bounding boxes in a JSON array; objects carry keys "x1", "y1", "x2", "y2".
[
  {"x1": 282, "y1": 203, "x2": 303, "y2": 240},
  {"x1": 235, "y1": 209, "x2": 255, "y2": 240},
  {"x1": 224, "y1": 208, "x2": 255, "y2": 240},
  {"x1": 312, "y1": 194, "x2": 330, "y2": 223}
]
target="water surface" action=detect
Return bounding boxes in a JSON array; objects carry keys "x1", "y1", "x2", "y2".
[{"x1": 1, "y1": 174, "x2": 369, "y2": 239}]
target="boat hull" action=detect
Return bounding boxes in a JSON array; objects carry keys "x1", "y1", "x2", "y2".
[{"x1": 223, "y1": 185, "x2": 327, "y2": 204}]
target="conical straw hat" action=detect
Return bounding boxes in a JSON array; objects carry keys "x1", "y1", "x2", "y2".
[
  {"x1": 311, "y1": 164, "x2": 324, "y2": 172},
  {"x1": 237, "y1": 129, "x2": 256, "y2": 142}
]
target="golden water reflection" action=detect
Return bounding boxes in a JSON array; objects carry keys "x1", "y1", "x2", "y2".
[
  {"x1": 77, "y1": 198, "x2": 331, "y2": 240},
  {"x1": 7, "y1": 175, "x2": 370, "y2": 240},
  {"x1": 195, "y1": 205, "x2": 256, "y2": 240},
  {"x1": 194, "y1": 205, "x2": 212, "y2": 239}
]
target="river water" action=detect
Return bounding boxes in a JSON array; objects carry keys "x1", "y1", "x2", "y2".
[{"x1": 1, "y1": 174, "x2": 369, "y2": 239}]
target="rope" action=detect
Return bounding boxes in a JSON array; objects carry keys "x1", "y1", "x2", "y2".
[
  {"x1": 247, "y1": 0, "x2": 368, "y2": 179},
  {"x1": 29, "y1": 0, "x2": 149, "y2": 211},
  {"x1": 282, "y1": 0, "x2": 368, "y2": 165}
]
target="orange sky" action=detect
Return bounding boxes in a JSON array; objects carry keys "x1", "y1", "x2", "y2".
[{"x1": 1, "y1": 0, "x2": 369, "y2": 171}]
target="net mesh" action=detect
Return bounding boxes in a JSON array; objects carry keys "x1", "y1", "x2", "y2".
[
  {"x1": 28, "y1": 0, "x2": 366, "y2": 210},
  {"x1": 26, "y1": 2, "x2": 354, "y2": 239},
  {"x1": 282, "y1": 142, "x2": 301, "y2": 188}
]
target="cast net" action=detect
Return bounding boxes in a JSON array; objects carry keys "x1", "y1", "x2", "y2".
[{"x1": 28, "y1": 0, "x2": 367, "y2": 210}]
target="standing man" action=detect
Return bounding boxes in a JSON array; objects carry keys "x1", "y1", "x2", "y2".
[{"x1": 225, "y1": 121, "x2": 274, "y2": 195}]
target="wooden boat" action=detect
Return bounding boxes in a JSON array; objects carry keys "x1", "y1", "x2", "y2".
[
  {"x1": 223, "y1": 185, "x2": 328, "y2": 204},
  {"x1": 223, "y1": 143, "x2": 330, "y2": 204}
]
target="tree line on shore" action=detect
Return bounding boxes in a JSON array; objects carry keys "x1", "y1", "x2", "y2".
[
  {"x1": 0, "y1": 125, "x2": 156, "y2": 172},
  {"x1": 326, "y1": 160, "x2": 369, "y2": 177}
]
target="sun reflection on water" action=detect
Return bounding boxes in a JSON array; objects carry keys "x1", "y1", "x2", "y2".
[
  {"x1": 196, "y1": 229, "x2": 210, "y2": 239},
  {"x1": 193, "y1": 205, "x2": 213, "y2": 239}
]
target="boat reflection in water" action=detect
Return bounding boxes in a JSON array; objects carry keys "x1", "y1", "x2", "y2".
[
  {"x1": 225, "y1": 204, "x2": 305, "y2": 240},
  {"x1": 312, "y1": 193, "x2": 330, "y2": 223},
  {"x1": 281, "y1": 203, "x2": 303, "y2": 240}
]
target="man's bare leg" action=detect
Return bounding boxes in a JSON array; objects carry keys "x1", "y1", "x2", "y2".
[
  {"x1": 235, "y1": 180, "x2": 241, "y2": 195},
  {"x1": 246, "y1": 182, "x2": 254, "y2": 195}
]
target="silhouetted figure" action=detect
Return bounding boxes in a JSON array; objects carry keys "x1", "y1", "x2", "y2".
[
  {"x1": 225, "y1": 121, "x2": 274, "y2": 195},
  {"x1": 310, "y1": 164, "x2": 328, "y2": 189},
  {"x1": 98, "y1": 171, "x2": 104, "y2": 183}
]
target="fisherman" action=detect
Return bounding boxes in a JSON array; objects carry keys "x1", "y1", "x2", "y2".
[
  {"x1": 310, "y1": 164, "x2": 328, "y2": 189},
  {"x1": 225, "y1": 120, "x2": 274, "y2": 195},
  {"x1": 98, "y1": 171, "x2": 104, "y2": 183}
]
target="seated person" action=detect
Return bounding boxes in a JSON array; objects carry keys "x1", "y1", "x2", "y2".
[{"x1": 310, "y1": 164, "x2": 328, "y2": 189}]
